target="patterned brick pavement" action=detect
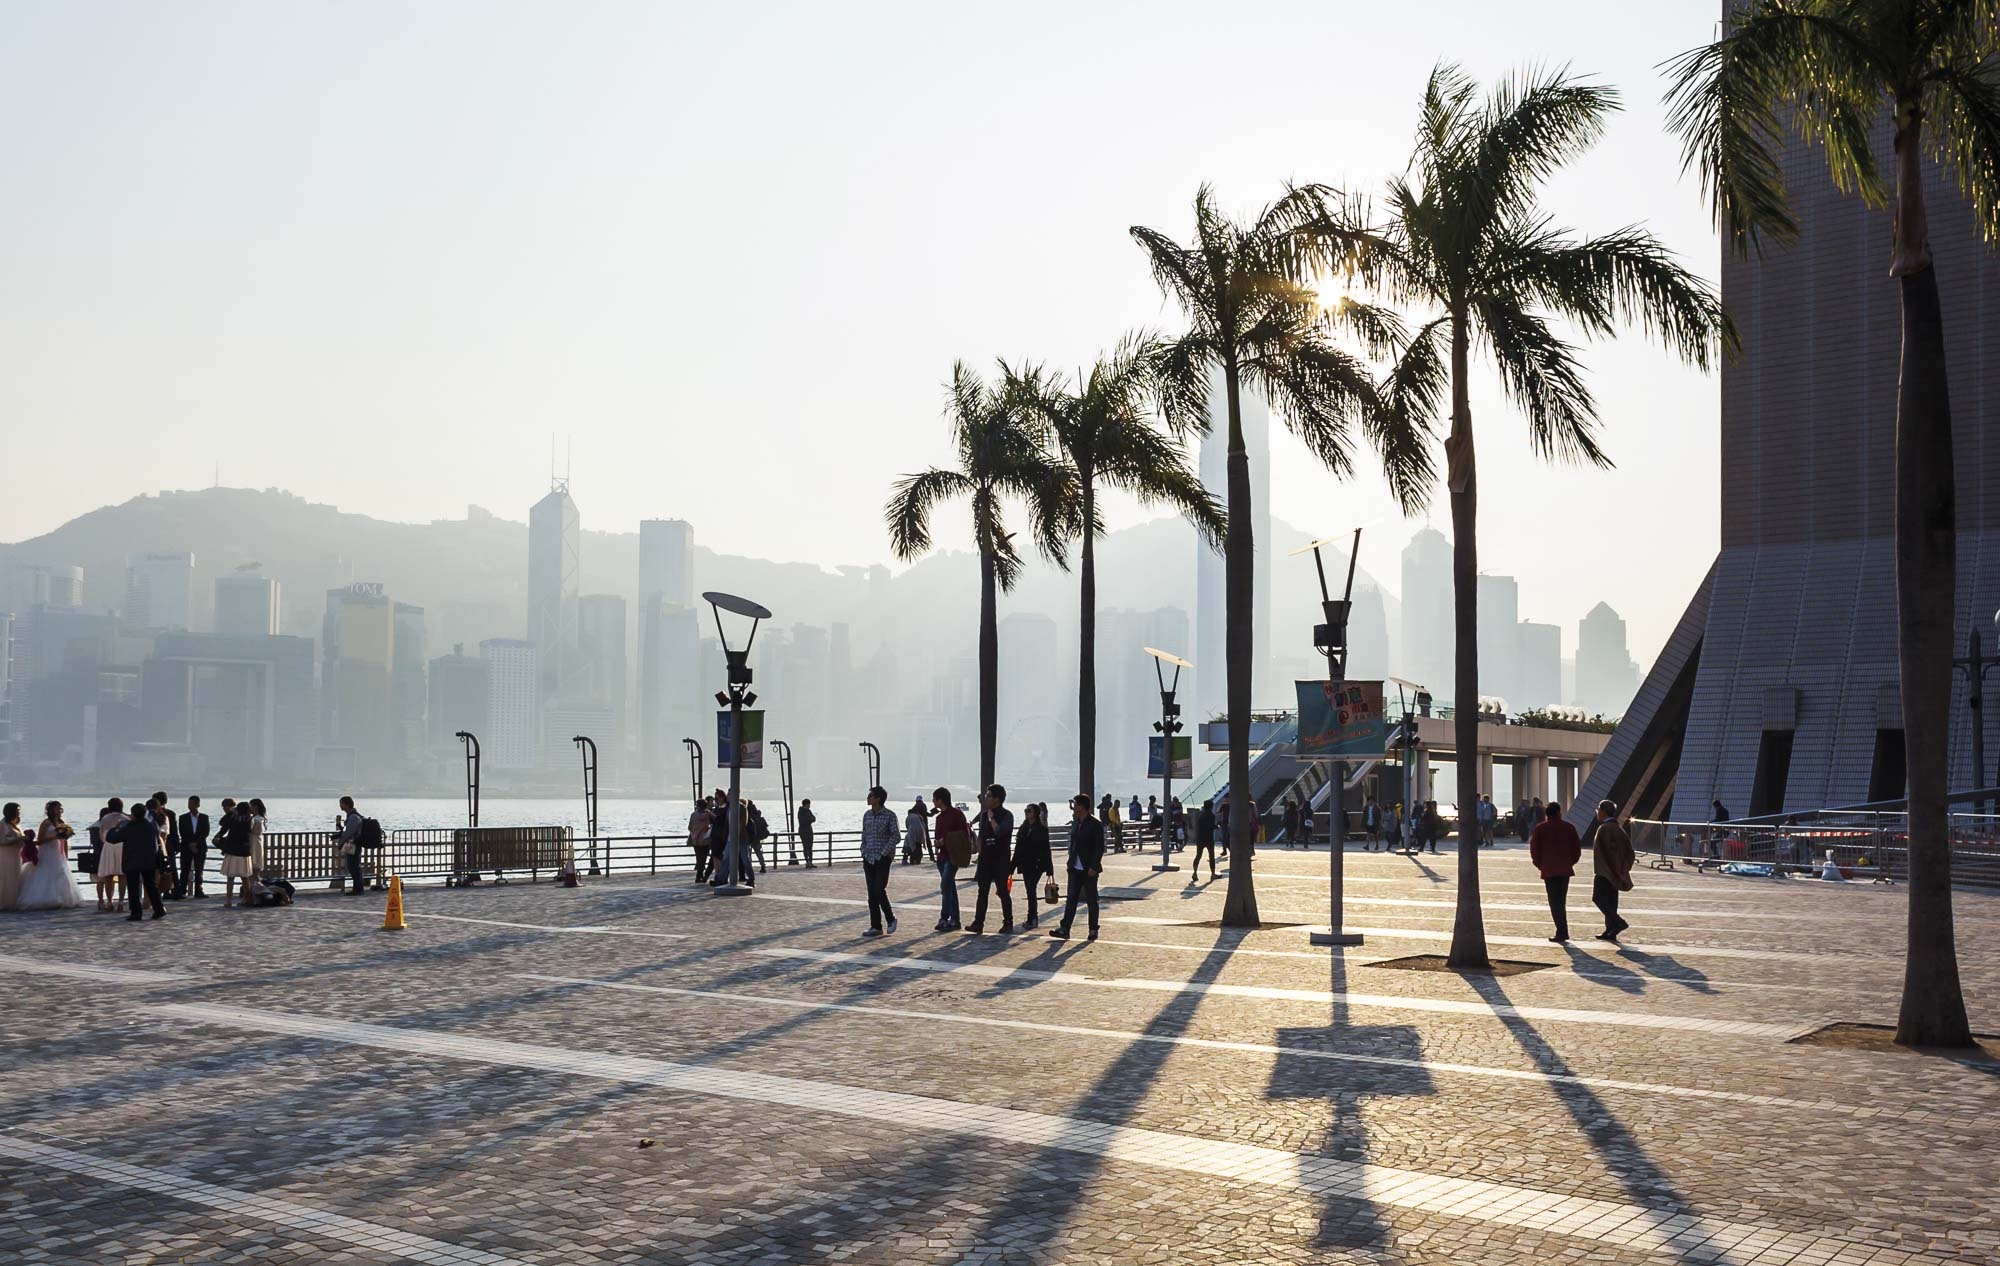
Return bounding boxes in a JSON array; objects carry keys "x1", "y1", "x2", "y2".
[{"x1": 2, "y1": 841, "x2": 1996, "y2": 1264}]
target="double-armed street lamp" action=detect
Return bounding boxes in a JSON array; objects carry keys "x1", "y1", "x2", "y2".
[
  {"x1": 1293, "y1": 525, "x2": 1369, "y2": 948},
  {"x1": 1144, "y1": 647, "x2": 1192, "y2": 873},
  {"x1": 704, "y1": 590, "x2": 771, "y2": 896}
]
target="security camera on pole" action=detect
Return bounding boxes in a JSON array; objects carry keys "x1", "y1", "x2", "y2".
[{"x1": 704, "y1": 590, "x2": 771, "y2": 897}]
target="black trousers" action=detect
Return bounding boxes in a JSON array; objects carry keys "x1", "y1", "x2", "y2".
[
  {"x1": 692, "y1": 842, "x2": 711, "y2": 881},
  {"x1": 1543, "y1": 875, "x2": 1571, "y2": 939},
  {"x1": 972, "y1": 874, "x2": 1013, "y2": 928},
  {"x1": 801, "y1": 831, "x2": 814, "y2": 866},
  {"x1": 1018, "y1": 870, "x2": 1048, "y2": 924},
  {"x1": 1059, "y1": 870, "x2": 1099, "y2": 933},
  {"x1": 176, "y1": 844, "x2": 206, "y2": 896},
  {"x1": 1592, "y1": 876, "x2": 1628, "y2": 934},
  {"x1": 863, "y1": 856, "x2": 894, "y2": 928},
  {"x1": 126, "y1": 868, "x2": 164, "y2": 917},
  {"x1": 1190, "y1": 840, "x2": 1217, "y2": 873},
  {"x1": 345, "y1": 845, "x2": 365, "y2": 892}
]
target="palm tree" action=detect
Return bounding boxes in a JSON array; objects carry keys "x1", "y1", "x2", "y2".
[
  {"x1": 1133, "y1": 185, "x2": 1433, "y2": 928},
  {"x1": 886, "y1": 363, "x2": 1072, "y2": 791},
  {"x1": 1320, "y1": 65, "x2": 1729, "y2": 967},
  {"x1": 1665, "y1": 1, "x2": 1999, "y2": 1048},
  {"x1": 1006, "y1": 336, "x2": 1227, "y2": 803}
]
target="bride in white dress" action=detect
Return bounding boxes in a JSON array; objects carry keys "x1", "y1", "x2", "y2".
[{"x1": 18, "y1": 800, "x2": 83, "y2": 911}]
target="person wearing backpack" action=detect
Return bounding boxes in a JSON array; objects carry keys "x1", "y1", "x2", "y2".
[{"x1": 337, "y1": 795, "x2": 368, "y2": 896}]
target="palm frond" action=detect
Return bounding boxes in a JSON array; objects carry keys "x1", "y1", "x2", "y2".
[
  {"x1": 1461, "y1": 64, "x2": 1619, "y2": 226},
  {"x1": 1241, "y1": 336, "x2": 1376, "y2": 480},
  {"x1": 1147, "y1": 332, "x2": 1216, "y2": 436},
  {"x1": 1494, "y1": 221, "x2": 1734, "y2": 367},
  {"x1": 1130, "y1": 224, "x2": 1215, "y2": 331},
  {"x1": 1475, "y1": 298, "x2": 1606, "y2": 468},
  {"x1": 883, "y1": 466, "x2": 974, "y2": 562},
  {"x1": 1370, "y1": 317, "x2": 1449, "y2": 511},
  {"x1": 1925, "y1": 57, "x2": 2000, "y2": 243}
]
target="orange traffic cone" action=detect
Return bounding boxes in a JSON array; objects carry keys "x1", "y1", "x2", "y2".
[{"x1": 381, "y1": 875, "x2": 407, "y2": 931}]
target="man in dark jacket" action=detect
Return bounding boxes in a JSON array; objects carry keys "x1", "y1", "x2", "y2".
[
  {"x1": 1527, "y1": 802, "x2": 1582, "y2": 942},
  {"x1": 797, "y1": 799, "x2": 817, "y2": 867},
  {"x1": 967, "y1": 783, "x2": 1014, "y2": 934},
  {"x1": 177, "y1": 795, "x2": 211, "y2": 899},
  {"x1": 1191, "y1": 800, "x2": 1218, "y2": 882},
  {"x1": 1591, "y1": 801, "x2": 1636, "y2": 943},
  {"x1": 119, "y1": 796, "x2": 166, "y2": 921},
  {"x1": 1051, "y1": 794, "x2": 1104, "y2": 941}
]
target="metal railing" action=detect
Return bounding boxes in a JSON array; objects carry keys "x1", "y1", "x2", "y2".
[{"x1": 1626, "y1": 813, "x2": 2000, "y2": 887}]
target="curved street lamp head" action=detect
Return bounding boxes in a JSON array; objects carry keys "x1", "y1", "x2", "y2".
[
  {"x1": 1142, "y1": 646, "x2": 1193, "y2": 670},
  {"x1": 703, "y1": 591, "x2": 772, "y2": 621}
]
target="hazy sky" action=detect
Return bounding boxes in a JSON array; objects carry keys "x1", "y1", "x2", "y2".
[{"x1": 1, "y1": 1, "x2": 1724, "y2": 665}]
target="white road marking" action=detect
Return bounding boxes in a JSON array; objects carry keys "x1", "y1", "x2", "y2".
[
  {"x1": 297, "y1": 907, "x2": 689, "y2": 939},
  {"x1": 0, "y1": 952, "x2": 178, "y2": 985},
  {"x1": 150, "y1": 1001, "x2": 1924, "y2": 1265},
  {"x1": 749, "y1": 947, "x2": 1809, "y2": 1040},
  {"x1": 0, "y1": 1134, "x2": 528, "y2": 1264},
  {"x1": 517, "y1": 973, "x2": 1903, "y2": 1118}
]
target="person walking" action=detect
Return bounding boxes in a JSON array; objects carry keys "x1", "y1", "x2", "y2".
[
  {"x1": 902, "y1": 797, "x2": 929, "y2": 865},
  {"x1": 688, "y1": 796, "x2": 714, "y2": 882},
  {"x1": 966, "y1": 783, "x2": 1015, "y2": 934},
  {"x1": 1591, "y1": 800, "x2": 1635, "y2": 943},
  {"x1": 92, "y1": 798, "x2": 129, "y2": 913},
  {"x1": 1282, "y1": 798, "x2": 1301, "y2": 848},
  {"x1": 118, "y1": 796, "x2": 166, "y2": 921},
  {"x1": 1477, "y1": 794, "x2": 1498, "y2": 847},
  {"x1": 858, "y1": 786, "x2": 899, "y2": 936},
  {"x1": 1708, "y1": 798, "x2": 1730, "y2": 860},
  {"x1": 798, "y1": 798, "x2": 817, "y2": 868},
  {"x1": 931, "y1": 788, "x2": 970, "y2": 931},
  {"x1": 1190, "y1": 798, "x2": 1219, "y2": 882},
  {"x1": 1528, "y1": 802, "x2": 1583, "y2": 943},
  {"x1": 1050, "y1": 794, "x2": 1104, "y2": 941},
  {"x1": 1515, "y1": 799, "x2": 1532, "y2": 843},
  {"x1": 746, "y1": 801, "x2": 770, "y2": 873},
  {"x1": 1423, "y1": 801, "x2": 1443, "y2": 854},
  {"x1": 1363, "y1": 797, "x2": 1382, "y2": 851},
  {"x1": 177, "y1": 796, "x2": 211, "y2": 899},
  {"x1": 1012, "y1": 801, "x2": 1053, "y2": 928}
]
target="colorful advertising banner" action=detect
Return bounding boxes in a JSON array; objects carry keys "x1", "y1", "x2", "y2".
[
  {"x1": 1296, "y1": 679, "x2": 1387, "y2": 761},
  {"x1": 1148, "y1": 734, "x2": 1194, "y2": 779},
  {"x1": 717, "y1": 708, "x2": 765, "y2": 769}
]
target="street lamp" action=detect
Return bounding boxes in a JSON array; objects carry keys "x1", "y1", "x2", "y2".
[
  {"x1": 572, "y1": 734, "x2": 599, "y2": 874},
  {"x1": 770, "y1": 738, "x2": 796, "y2": 864},
  {"x1": 454, "y1": 731, "x2": 481, "y2": 829},
  {"x1": 682, "y1": 738, "x2": 703, "y2": 808},
  {"x1": 704, "y1": 590, "x2": 771, "y2": 896},
  {"x1": 1386, "y1": 679, "x2": 1428, "y2": 852},
  {"x1": 859, "y1": 740, "x2": 881, "y2": 793},
  {"x1": 1292, "y1": 525, "x2": 1368, "y2": 948},
  {"x1": 1954, "y1": 608, "x2": 2000, "y2": 816},
  {"x1": 1144, "y1": 647, "x2": 1191, "y2": 874}
]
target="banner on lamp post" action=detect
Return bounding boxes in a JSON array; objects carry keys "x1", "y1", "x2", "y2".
[
  {"x1": 1296, "y1": 679, "x2": 1388, "y2": 761},
  {"x1": 1148, "y1": 734, "x2": 1193, "y2": 779},
  {"x1": 717, "y1": 709, "x2": 765, "y2": 769}
]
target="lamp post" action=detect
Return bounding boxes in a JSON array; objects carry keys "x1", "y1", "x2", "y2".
[
  {"x1": 1953, "y1": 609, "x2": 2000, "y2": 816},
  {"x1": 1294, "y1": 526, "x2": 1366, "y2": 948},
  {"x1": 1144, "y1": 647, "x2": 1191, "y2": 873},
  {"x1": 454, "y1": 731, "x2": 481, "y2": 828},
  {"x1": 572, "y1": 734, "x2": 599, "y2": 874},
  {"x1": 704, "y1": 590, "x2": 771, "y2": 896},
  {"x1": 859, "y1": 741, "x2": 881, "y2": 793},
  {"x1": 771, "y1": 738, "x2": 796, "y2": 864}
]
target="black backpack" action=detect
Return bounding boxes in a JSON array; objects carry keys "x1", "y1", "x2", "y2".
[{"x1": 358, "y1": 817, "x2": 384, "y2": 849}]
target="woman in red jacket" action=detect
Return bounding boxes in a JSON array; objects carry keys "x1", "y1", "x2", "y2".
[{"x1": 1527, "y1": 803, "x2": 1582, "y2": 943}]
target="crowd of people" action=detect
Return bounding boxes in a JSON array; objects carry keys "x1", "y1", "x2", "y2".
[{"x1": 0, "y1": 792, "x2": 357, "y2": 918}]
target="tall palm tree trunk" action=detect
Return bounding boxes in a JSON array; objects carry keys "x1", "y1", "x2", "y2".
[
  {"x1": 1890, "y1": 109, "x2": 1971, "y2": 1047},
  {"x1": 1078, "y1": 472, "x2": 1098, "y2": 801},
  {"x1": 1445, "y1": 313, "x2": 1489, "y2": 968},
  {"x1": 1221, "y1": 357, "x2": 1261, "y2": 927},
  {"x1": 979, "y1": 546, "x2": 998, "y2": 792}
]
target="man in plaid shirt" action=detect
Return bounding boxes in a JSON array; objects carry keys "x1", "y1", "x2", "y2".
[{"x1": 859, "y1": 786, "x2": 899, "y2": 936}]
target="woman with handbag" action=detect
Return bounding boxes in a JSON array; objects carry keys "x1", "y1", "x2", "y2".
[
  {"x1": 1011, "y1": 802, "x2": 1053, "y2": 929},
  {"x1": 930, "y1": 787, "x2": 970, "y2": 932},
  {"x1": 218, "y1": 801, "x2": 255, "y2": 907}
]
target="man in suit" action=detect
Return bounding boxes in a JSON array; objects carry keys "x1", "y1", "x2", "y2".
[
  {"x1": 1050, "y1": 794, "x2": 1105, "y2": 942},
  {"x1": 120, "y1": 795, "x2": 166, "y2": 921},
  {"x1": 177, "y1": 795, "x2": 211, "y2": 899}
]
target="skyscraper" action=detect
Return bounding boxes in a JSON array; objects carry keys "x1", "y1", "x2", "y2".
[
  {"x1": 528, "y1": 481, "x2": 580, "y2": 704},
  {"x1": 638, "y1": 597, "x2": 701, "y2": 780},
  {"x1": 392, "y1": 602, "x2": 428, "y2": 764},
  {"x1": 125, "y1": 552, "x2": 194, "y2": 632},
  {"x1": 1476, "y1": 573, "x2": 1521, "y2": 709},
  {"x1": 1398, "y1": 528, "x2": 1452, "y2": 696},
  {"x1": 8, "y1": 563, "x2": 83, "y2": 615},
  {"x1": 639, "y1": 519, "x2": 695, "y2": 611},
  {"x1": 1574, "y1": 602, "x2": 1640, "y2": 718},
  {"x1": 480, "y1": 638, "x2": 540, "y2": 770},
  {"x1": 577, "y1": 593, "x2": 628, "y2": 754},
  {"x1": 321, "y1": 584, "x2": 396, "y2": 777},
  {"x1": 1194, "y1": 376, "x2": 1270, "y2": 722},
  {"x1": 1515, "y1": 621, "x2": 1562, "y2": 713},
  {"x1": 427, "y1": 643, "x2": 488, "y2": 753},
  {"x1": 213, "y1": 568, "x2": 281, "y2": 636}
]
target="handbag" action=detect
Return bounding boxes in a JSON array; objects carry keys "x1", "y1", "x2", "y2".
[
  {"x1": 940, "y1": 826, "x2": 973, "y2": 869},
  {"x1": 75, "y1": 847, "x2": 98, "y2": 875},
  {"x1": 1043, "y1": 878, "x2": 1060, "y2": 904}
]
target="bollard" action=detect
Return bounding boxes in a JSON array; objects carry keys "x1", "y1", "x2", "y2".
[{"x1": 381, "y1": 875, "x2": 407, "y2": 930}]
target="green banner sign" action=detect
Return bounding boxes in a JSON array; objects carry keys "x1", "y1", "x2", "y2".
[{"x1": 717, "y1": 708, "x2": 765, "y2": 769}]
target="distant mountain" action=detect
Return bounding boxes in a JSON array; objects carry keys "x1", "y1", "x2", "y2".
[{"x1": 1, "y1": 485, "x2": 1392, "y2": 685}]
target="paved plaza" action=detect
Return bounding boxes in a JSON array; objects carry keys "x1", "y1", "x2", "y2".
[{"x1": 3, "y1": 842, "x2": 1998, "y2": 1265}]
